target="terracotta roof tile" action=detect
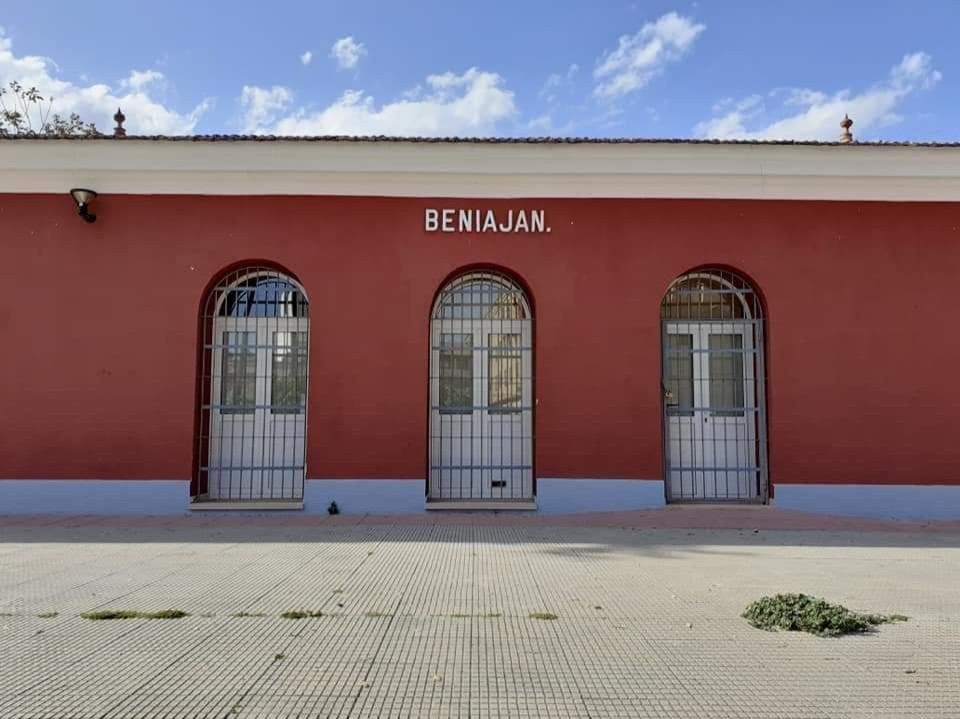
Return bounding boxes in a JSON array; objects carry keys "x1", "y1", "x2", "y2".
[{"x1": 2, "y1": 134, "x2": 960, "y2": 146}]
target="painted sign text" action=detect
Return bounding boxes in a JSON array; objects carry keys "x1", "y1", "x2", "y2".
[{"x1": 424, "y1": 208, "x2": 551, "y2": 234}]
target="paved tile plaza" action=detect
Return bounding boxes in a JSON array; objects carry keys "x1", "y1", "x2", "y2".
[{"x1": 2, "y1": 509, "x2": 959, "y2": 718}]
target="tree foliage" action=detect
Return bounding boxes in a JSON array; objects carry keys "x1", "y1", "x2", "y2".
[{"x1": 0, "y1": 81, "x2": 99, "y2": 137}]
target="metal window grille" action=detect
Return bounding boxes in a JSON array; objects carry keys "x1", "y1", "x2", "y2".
[
  {"x1": 195, "y1": 266, "x2": 310, "y2": 503},
  {"x1": 661, "y1": 268, "x2": 768, "y2": 502},
  {"x1": 429, "y1": 271, "x2": 534, "y2": 502}
]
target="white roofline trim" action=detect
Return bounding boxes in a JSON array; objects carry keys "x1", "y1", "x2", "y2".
[{"x1": 2, "y1": 139, "x2": 960, "y2": 201}]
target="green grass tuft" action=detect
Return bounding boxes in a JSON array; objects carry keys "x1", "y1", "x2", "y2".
[
  {"x1": 36, "y1": 612, "x2": 58, "y2": 619},
  {"x1": 232, "y1": 611, "x2": 267, "y2": 618},
  {"x1": 144, "y1": 609, "x2": 189, "y2": 619},
  {"x1": 82, "y1": 610, "x2": 140, "y2": 620},
  {"x1": 528, "y1": 612, "x2": 558, "y2": 621},
  {"x1": 449, "y1": 612, "x2": 502, "y2": 619},
  {"x1": 81, "y1": 609, "x2": 188, "y2": 620},
  {"x1": 742, "y1": 593, "x2": 908, "y2": 637},
  {"x1": 280, "y1": 610, "x2": 323, "y2": 619}
]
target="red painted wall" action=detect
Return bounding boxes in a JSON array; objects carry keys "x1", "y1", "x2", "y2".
[{"x1": 1, "y1": 194, "x2": 958, "y2": 487}]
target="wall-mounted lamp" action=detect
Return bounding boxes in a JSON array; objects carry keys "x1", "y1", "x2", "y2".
[{"x1": 69, "y1": 188, "x2": 98, "y2": 223}]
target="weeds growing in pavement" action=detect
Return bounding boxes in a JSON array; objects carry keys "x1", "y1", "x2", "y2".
[
  {"x1": 742, "y1": 593, "x2": 908, "y2": 637},
  {"x1": 280, "y1": 610, "x2": 323, "y2": 619},
  {"x1": 81, "y1": 609, "x2": 188, "y2": 620}
]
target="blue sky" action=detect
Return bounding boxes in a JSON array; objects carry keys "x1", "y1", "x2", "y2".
[{"x1": 1, "y1": 1, "x2": 957, "y2": 140}]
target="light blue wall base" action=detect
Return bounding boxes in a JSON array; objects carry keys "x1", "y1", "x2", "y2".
[
  {"x1": 5, "y1": 479, "x2": 955, "y2": 520},
  {"x1": 0, "y1": 480, "x2": 190, "y2": 515},
  {"x1": 309, "y1": 478, "x2": 667, "y2": 515},
  {"x1": 536, "y1": 478, "x2": 666, "y2": 514},
  {"x1": 774, "y1": 484, "x2": 960, "y2": 520},
  {"x1": 304, "y1": 479, "x2": 424, "y2": 514}
]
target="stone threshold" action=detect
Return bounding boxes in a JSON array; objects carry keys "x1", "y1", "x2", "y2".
[
  {"x1": 425, "y1": 500, "x2": 537, "y2": 511},
  {"x1": 189, "y1": 500, "x2": 304, "y2": 511}
]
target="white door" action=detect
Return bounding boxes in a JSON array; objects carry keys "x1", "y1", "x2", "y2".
[
  {"x1": 699, "y1": 326, "x2": 757, "y2": 498},
  {"x1": 429, "y1": 279, "x2": 533, "y2": 501},
  {"x1": 208, "y1": 317, "x2": 308, "y2": 500},
  {"x1": 664, "y1": 322, "x2": 758, "y2": 500},
  {"x1": 664, "y1": 325, "x2": 701, "y2": 498}
]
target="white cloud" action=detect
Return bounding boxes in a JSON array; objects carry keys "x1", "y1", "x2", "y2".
[
  {"x1": 527, "y1": 114, "x2": 553, "y2": 132},
  {"x1": 0, "y1": 29, "x2": 209, "y2": 134},
  {"x1": 122, "y1": 69, "x2": 164, "y2": 91},
  {"x1": 241, "y1": 67, "x2": 515, "y2": 136},
  {"x1": 329, "y1": 36, "x2": 366, "y2": 70},
  {"x1": 545, "y1": 63, "x2": 579, "y2": 89},
  {"x1": 594, "y1": 12, "x2": 705, "y2": 99},
  {"x1": 695, "y1": 52, "x2": 942, "y2": 141},
  {"x1": 0, "y1": 35, "x2": 207, "y2": 134},
  {"x1": 239, "y1": 85, "x2": 294, "y2": 131},
  {"x1": 694, "y1": 95, "x2": 762, "y2": 138},
  {"x1": 300, "y1": 50, "x2": 313, "y2": 66},
  {"x1": 540, "y1": 63, "x2": 579, "y2": 102}
]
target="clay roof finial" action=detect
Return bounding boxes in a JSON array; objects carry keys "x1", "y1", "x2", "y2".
[
  {"x1": 113, "y1": 108, "x2": 127, "y2": 138},
  {"x1": 840, "y1": 114, "x2": 854, "y2": 144}
]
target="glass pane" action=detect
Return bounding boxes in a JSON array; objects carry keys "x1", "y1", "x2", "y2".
[
  {"x1": 665, "y1": 334, "x2": 694, "y2": 416},
  {"x1": 220, "y1": 277, "x2": 309, "y2": 318},
  {"x1": 435, "y1": 279, "x2": 526, "y2": 320},
  {"x1": 271, "y1": 331, "x2": 308, "y2": 414},
  {"x1": 488, "y1": 333, "x2": 522, "y2": 412},
  {"x1": 709, "y1": 334, "x2": 745, "y2": 416},
  {"x1": 439, "y1": 333, "x2": 473, "y2": 413},
  {"x1": 661, "y1": 277, "x2": 748, "y2": 320},
  {"x1": 220, "y1": 331, "x2": 256, "y2": 414}
]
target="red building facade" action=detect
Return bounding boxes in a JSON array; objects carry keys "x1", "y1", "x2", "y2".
[{"x1": 1, "y1": 137, "x2": 958, "y2": 518}]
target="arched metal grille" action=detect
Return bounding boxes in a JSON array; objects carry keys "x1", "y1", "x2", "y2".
[
  {"x1": 195, "y1": 266, "x2": 310, "y2": 503},
  {"x1": 661, "y1": 268, "x2": 768, "y2": 502},
  {"x1": 429, "y1": 271, "x2": 534, "y2": 502}
]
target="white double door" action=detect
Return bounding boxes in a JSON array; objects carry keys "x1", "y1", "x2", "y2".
[
  {"x1": 429, "y1": 318, "x2": 533, "y2": 500},
  {"x1": 208, "y1": 316, "x2": 308, "y2": 500},
  {"x1": 664, "y1": 322, "x2": 758, "y2": 500}
]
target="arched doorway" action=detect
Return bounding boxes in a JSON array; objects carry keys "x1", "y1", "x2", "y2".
[
  {"x1": 195, "y1": 266, "x2": 310, "y2": 503},
  {"x1": 429, "y1": 270, "x2": 534, "y2": 502},
  {"x1": 661, "y1": 268, "x2": 768, "y2": 502}
]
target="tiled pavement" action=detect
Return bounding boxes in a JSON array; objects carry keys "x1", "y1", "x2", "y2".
[{"x1": 2, "y1": 509, "x2": 959, "y2": 718}]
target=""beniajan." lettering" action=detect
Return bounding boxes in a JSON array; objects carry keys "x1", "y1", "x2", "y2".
[{"x1": 424, "y1": 208, "x2": 550, "y2": 234}]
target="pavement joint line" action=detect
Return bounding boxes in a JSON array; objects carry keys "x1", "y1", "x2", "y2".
[
  {"x1": 196, "y1": 527, "x2": 400, "y2": 719},
  {"x1": 9, "y1": 541, "x2": 215, "y2": 595},
  {"x1": 342, "y1": 523, "x2": 441, "y2": 719},
  {"x1": 2, "y1": 519, "x2": 959, "y2": 717},
  {"x1": 235, "y1": 526, "x2": 391, "y2": 609},
  {"x1": 517, "y1": 525, "x2": 600, "y2": 719},
  {"x1": 0, "y1": 539, "x2": 303, "y2": 709},
  {"x1": 96, "y1": 525, "x2": 395, "y2": 718}
]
